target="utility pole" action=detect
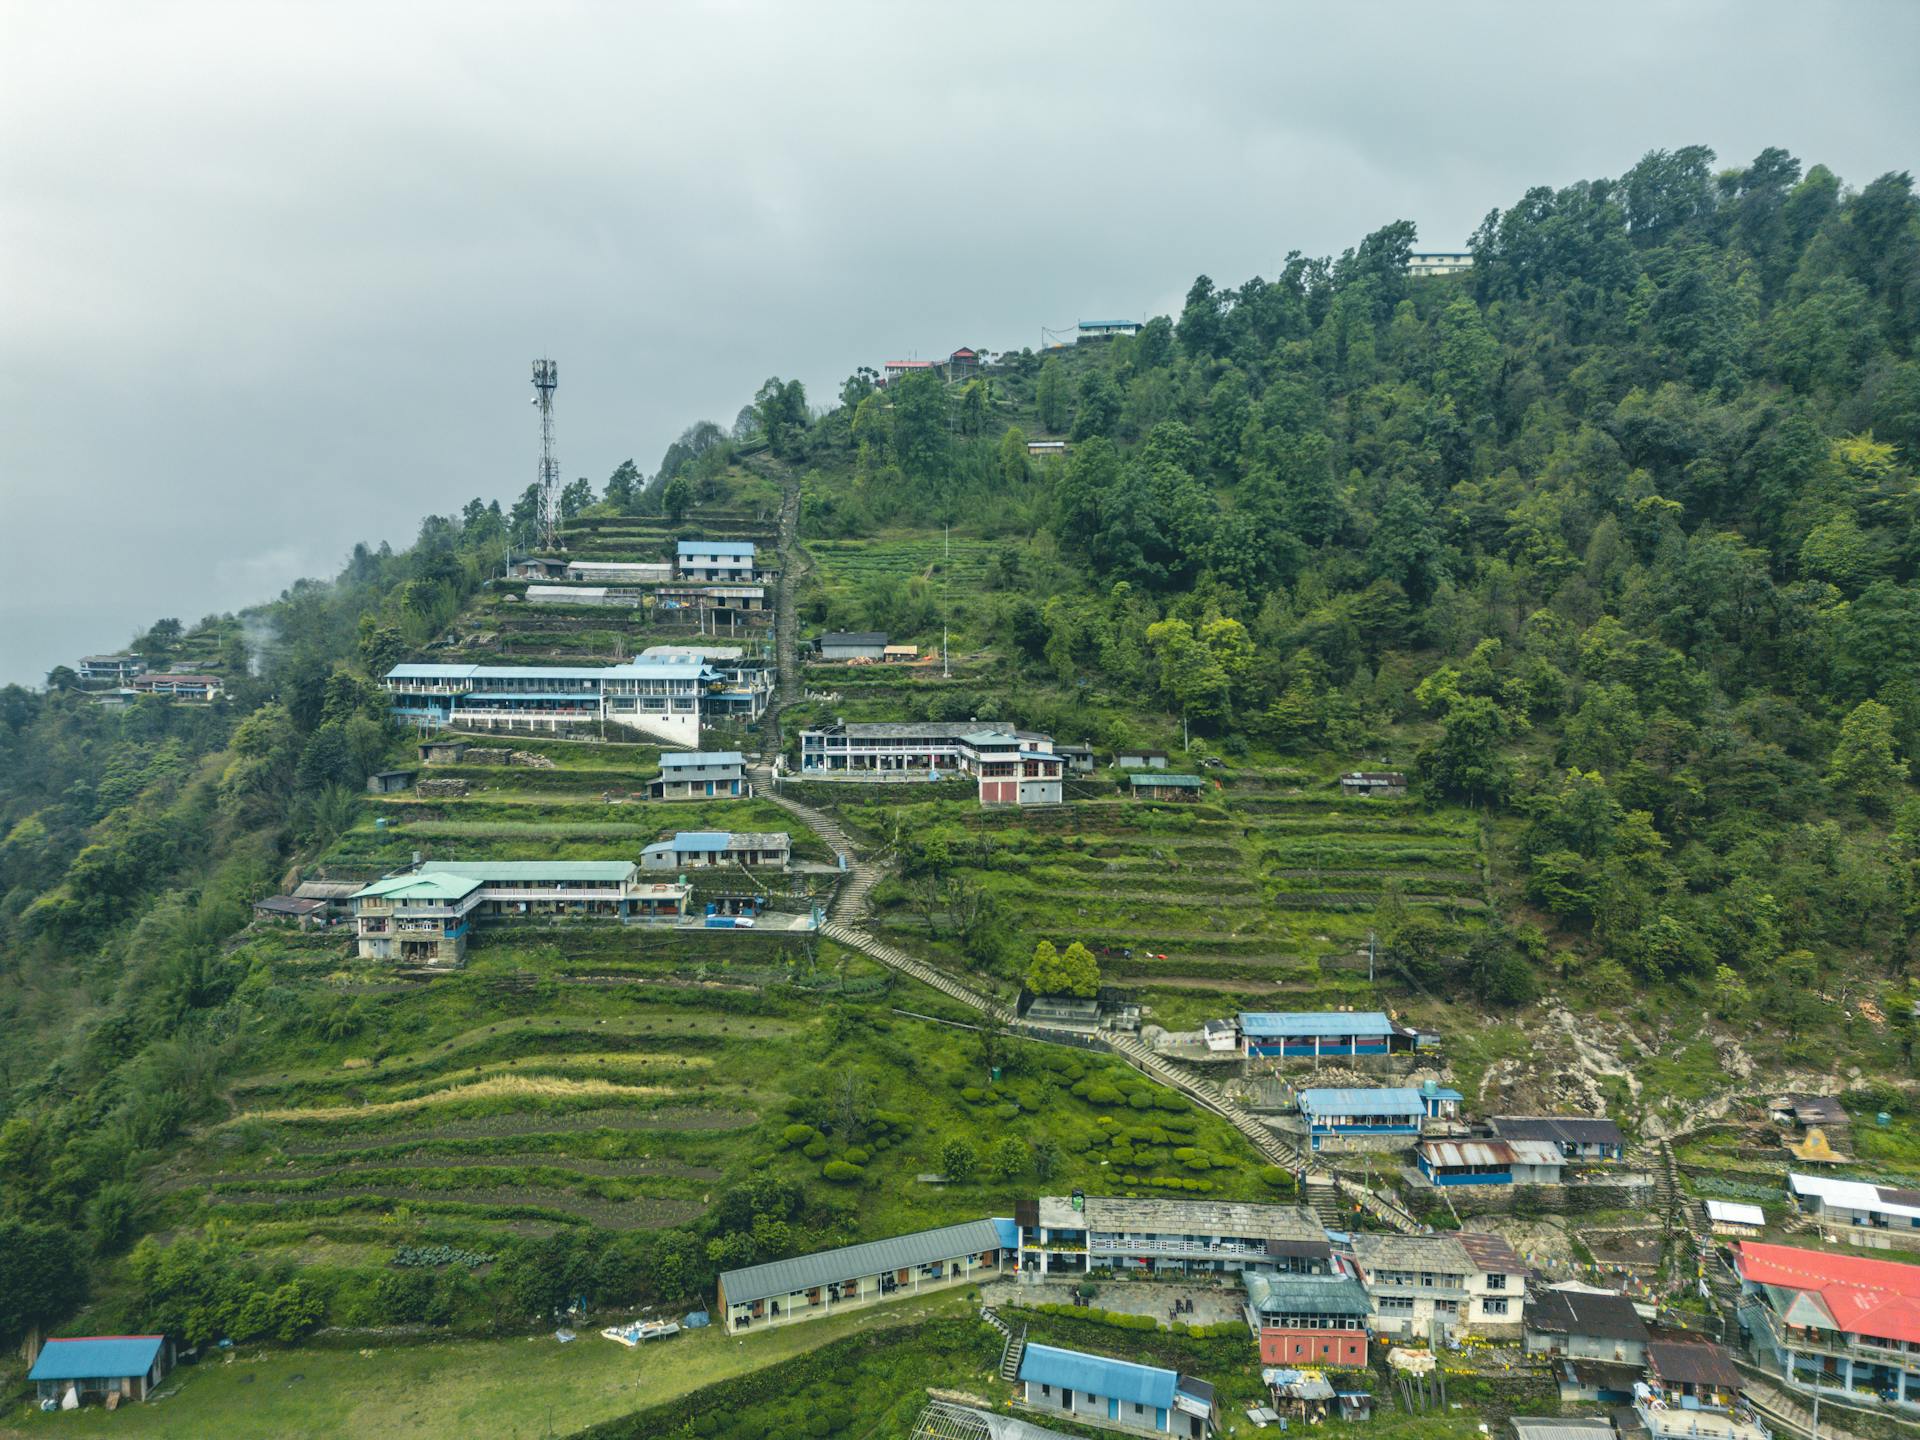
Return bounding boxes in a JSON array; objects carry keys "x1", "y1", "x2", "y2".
[{"x1": 1368, "y1": 929, "x2": 1377, "y2": 986}]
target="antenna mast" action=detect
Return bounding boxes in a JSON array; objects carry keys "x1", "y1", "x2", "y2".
[{"x1": 532, "y1": 358, "x2": 560, "y2": 550}]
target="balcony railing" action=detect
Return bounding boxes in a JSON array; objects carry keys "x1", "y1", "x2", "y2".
[{"x1": 1746, "y1": 1296, "x2": 1920, "y2": 1367}]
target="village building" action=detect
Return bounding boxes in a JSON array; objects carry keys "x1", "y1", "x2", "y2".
[
  {"x1": 1056, "y1": 743, "x2": 1096, "y2": 774},
  {"x1": 1787, "y1": 1171, "x2": 1920, "y2": 1250},
  {"x1": 1339, "y1": 770, "x2": 1407, "y2": 797},
  {"x1": 352, "y1": 861, "x2": 690, "y2": 965},
  {"x1": 418, "y1": 738, "x2": 470, "y2": 764},
  {"x1": 1351, "y1": 1232, "x2": 1525, "y2": 1340},
  {"x1": 1076, "y1": 320, "x2": 1143, "y2": 340},
  {"x1": 1244, "y1": 1271, "x2": 1373, "y2": 1366},
  {"x1": 567, "y1": 559, "x2": 672, "y2": 584},
  {"x1": 798, "y1": 721, "x2": 1065, "y2": 805},
  {"x1": 1509, "y1": 1420, "x2": 1613, "y2": 1440},
  {"x1": 1128, "y1": 773, "x2": 1206, "y2": 801},
  {"x1": 1115, "y1": 749, "x2": 1168, "y2": 769},
  {"x1": 1202, "y1": 1019, "x2": 1238, "y2": 1052},
  {"x1": 291, "y1": 878, "x2": 361, "y2": 924},
  {"x1": 383, "y1": 659, "x2": 721, "y2": 747},
  {"x1": 366, "y1": 768, "x2": 417, "y2": 794},
  {"x1": 948, "y1": 346, "x2": 980, "y2": 372},
  {"x1": 1736, "y1": 1239, "x2": 1920, "y2": 1409},
  {"x1": 641, "y1": 646, "x2": 774, "y2": 724},
  {"x1": 640, "y1": 830, "x2": 791, "y2": 871},
  {"x1": 1238, "y1": 1011, "x2": 1417, "y2": 1059},
  {"x1": 252, "y1": 894, "x2": 329, "y2": 928},
  {"x1": 1408, "y1": 252, "x2": 1475, "y2": 277},
  {"x1": 1524, "y1": 1286, "x2": 1650, "y2": 1367},
  {"x1": 1486, "y1": 1115, "x2": 1625, "y2": 1162},
  {"x1": 675, "y1": 540, "x2": 758, "y2": 583},
  {"x1": 28, "y1": 1336, "x2": 173, "y2": 1410},
  {"x1": 1016, "y1": 1343, "x2": 1215, "y2": 1438},
  {"x1": 130, "y1": 673, "x2": 223, "y2": 700},
  {"x1": 1706, "y1": 1200, "x2": 1766, "y2": 1237},
  {"x1": 1263, "y1": 1370, "x2": 1372, "y2": 1425},
  {"x1": 649, "y1": 750, "x2": 749, "y2": 801},
  {"x1": 525, "y1": 584, "x2": 640, "y2": 608},
  {"x1": 507, "y1": 556, "x2": 569, "y2": 579},
  {"x1": 882, "y1": 359, "x2": 938, "y2": 382},
  {"x1": 1014, "y1": 1195, "x2": 1332, "y2": 1279},
  {"x1": 1027, "y1": 440, "x2": 1069, "y2": 461},
  {"x1": 882, "y1": 644, "x2": 920, "y2": 663},
  {"x1": 1630, "y1": 1401, "x2": 1768, "y2": 1440},
  {"x1": 1646, "y1": 1341, "x2": 1746, "y2": 1412},
  {"x1": 1417, "y1": 1138, "x2": 1566, "y2": 1187},
  {"x1": 816, "y1": 631, "x2": 890, "y2": 662},
  {"x1": 1298, "y1": 1087, "x2": 1443, "y2": 1149},
  {"x1": 1772, "y1": 1094, "x2": 1849, "y2": 1131},
  {"x1": 78, "y1": 654, "x2": 147, "y2": 683},
  {"x1": 716, "y1": 1217, "x2": 1011, "y2": 1333}
]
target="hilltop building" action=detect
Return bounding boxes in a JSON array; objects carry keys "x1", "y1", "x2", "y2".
[
  {"x1": 1408, "y1": 252, "x2": 1474, "y2": 277},
  {"x1": 78, "y1": 654, "x2": 146, "y2": 682},
  {"x1": 1237, "y1": 1011, "x2": 1417, "y2": 1059},
  {"x1": 798, "y1": 721, "x2": 1064, "y2": 805},
  {"x1": 1013, "y1": 1195, "x2": 1331, "y2": 1279},
  {"x1": 1076, "y1": 320, "x2": 1142, "y2": 340},
  {"x1": 351, "y1": 860, "x2": 690, "y2": 966},
  {"x1": 675, "y1": 540, "x2": 758, "y2": 582},
  {"x1": 1787, "y1": 1171, "x2": 1920, "y2": 1250},
  {"x1": 130, "y1": 673, "x2": 223, "y2": 701}
]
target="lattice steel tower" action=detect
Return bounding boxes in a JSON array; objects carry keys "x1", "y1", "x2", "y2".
[{"x1": 532, "y1": 358, "x2": 560, "y2": 550}]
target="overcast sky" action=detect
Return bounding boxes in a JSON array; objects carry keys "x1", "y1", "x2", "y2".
[{"x1": 2, "y1": 1, "x2": 1916, "y2": 684}]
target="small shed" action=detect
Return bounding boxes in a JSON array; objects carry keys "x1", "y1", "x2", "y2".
[
  {"x1": 1114, "y1": 749, "x2": 1168, "y2": 769},
  {"x1": 1056, "y1": 743, "x2": 1096, "y2": 774},
  {"x1": 418, "y1": 739, "x2": 471, "y2": 765},
  {"x1": 367, "y1": 769, "x2": 418, "y2": 794},
  {"x1": 817, "y1": 632, "x2": 889, "y2": 662},
  {"x1": 1705, "y1": 1199, "x2": 1765, "y2": 1236},
  {"x1": 252, "y1": 895, "x2": 328, "y2": 929},
  {"x1": 881, "y1": 645, "x2": 919, "y2": 663},
  {"x1": 1129, "y1": 773, "x2": 1205, "y2": 800},
  {"x1": 291, "y1": 879, "x2": 361, "y2": 923},
  {"x1": 1645, "y1": 1340, "x2": 1745, "y2": 1409},
  {"x1": 1339, "y1": 770, "x2": 1407, "y2": 797},
  {"x1": 1202, "y1": 1018, "x2": 1238, "y2": 1052},
  {"x1": 29, "y1": 1335, "x2": 172, "y2": 1408}
]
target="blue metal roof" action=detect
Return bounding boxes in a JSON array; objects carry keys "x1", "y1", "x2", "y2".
[
  {"x1": 669, "y1": 831, "x2": 732, "y2": 850},
  {"x1": 29, "y1": 1337, "x2": 164, "y2": 1381},
  {"x1": 676, "y1": 540, "x2": 755, "y2": 557},
  {"x1": 1018, "y1": 1343, "x2": 1174, "y2": 1409},
  {"x1": 1239, "y1": 1011, "x2": 1395, "y2": 1038},
  {"x1": 458, "y1": 692, "x2": 600, "y2": 703},
  {"x1": 387, "y1": 663, "x2": 477, "y2": 680},
  {"x1": 1298, "y1": 1087, "x2": 1425, "y2": 1116},
  {"x1": 992, "y1": 1217, "x2": 1019, "y2": 1250}
]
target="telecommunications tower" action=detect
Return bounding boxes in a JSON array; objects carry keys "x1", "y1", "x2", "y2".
[{"x1": 532, "y1": 358, "x2": 560, "y2": 550}]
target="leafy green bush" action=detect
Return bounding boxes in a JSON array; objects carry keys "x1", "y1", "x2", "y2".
[{"x1": 821, "y1": 1160, "x2": 863, "y2": 1183}]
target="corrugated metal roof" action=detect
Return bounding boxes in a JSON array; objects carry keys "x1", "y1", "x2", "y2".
[
  {"x1": 353, "y1": 872, "x2": 485, "y2": 901},
  {"x1": 659, "y1": 751, "x2": 746, "y2": 768},
  {"x1": 1526, "y1": 1287, "x2": 1648, "y2": 1342},
  {"x1": 1705, "y1": 1200, "x2": 1765, "y2": 1226},
  {"x1": 1509, "y1": 1420, "x2": 1614, "y2": 1440},
  {"x1": 388, "y1": 663, "x2": 478, "y2": 680},
  {"x1": 1489, "y1": 1115, "x2": 1624, "y2": 1147},
  {"x1": 1243, "y1": 1271, "x2": 1371, "y2": 1316},
  {"x1": 29, "y1": 1337, "x2": 164, "y2": 1381},
  {"x1": 1298, "y1": 1087, "x2": 1423, "y2": 1116},
  {"x1": 1419, "y1": 1140, "x2": 1515, "y2": 1169},
  {"x1": 427, "y1": 861, "x2": 635, "y2": 881},
  {"x1": 720, "y1": 1217, "x2": 1003, "y2": 1305},
  {"x1": 1240, "y1": 1012, "x2": 1395, "y2": 1038},
  {"x1": 1130, "y1": 773, "x2": 1205, "y2": 786},
  {"x1": 1018, "y1": 1343, "x2": 1174, "y2": 1408}
]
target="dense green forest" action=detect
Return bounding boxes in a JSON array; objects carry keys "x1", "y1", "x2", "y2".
[{"x1": 3, "y1": 142, "x2": 1919, "y2": 1366}]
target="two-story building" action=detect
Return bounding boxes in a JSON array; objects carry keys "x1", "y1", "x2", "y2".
[
  {"x1": 640, "y1": 830, "x2": 790, "y2": 872},
  {"x1": 1352, "y1": 1232, "x2": 1525, "y2": 1340},
  {"x1": 1417, "y1": 1138, "x2": 1565, "y2": 1187},
  {"x1": 130, "y1": 673, "x2": 223, "y2": 701},
  {"x1": 1523, "y1": 1286, "x2": 1650, "y2": 1366},
  {"x1": 383, "y1": 659, "x2": 721, "y2": 747},
  {"x1": 1244, "y1": 1271, "x2": 1373, "y2": 1366},
  {"x1": 1016, "y1": 1343, "x2": 1215, "y2": 1438},
  {"x1": 567, "y1": 559, "x2": 671, "y2": 584},
  {"x1": 352, "y1": 860, "x2": 690, "y2": 965},
  {"x1": 1735, "y1": 1240, "x2": 1920, "y2": 1412},
  {"x1": 1408, "y1": 252, "x2": 1474, "y2": 278},
  {"x1": 649, "y1": 750, "x2": 750, "y2": 801},
  {"x1": 79, "y1": 653, "x2": 146, "y2": 683},
  {"x1": 1788, "y1": 1171, "x2": 1920, "y2": 1251},
  {"x1": 1238, "y1": 1011, "x2": 1417, "y2": 1060},
  {"x1": 640, "y1": 645, "x2": 774, "y2": 724},
  {"x1": 1298, "y1": 1086, "x2": 1459, "y2": 1150},
  {"x1": 1014, "y1": 1195, "x2": 1332, "y2": 1280},
  {"x1": 716, "y1": 1217, "x2": 1012, "y2": 1334},
  {"x1": 675, "y1": 540, "x2": 757, "y2": 582},
  {"x1": 797, "y1": 721, "x2": 1064, "y2": 805}
]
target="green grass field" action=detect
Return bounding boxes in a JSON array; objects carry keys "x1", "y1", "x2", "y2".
[{"x1": 6, "y1": 1293, "x2": 972, "y2": 1440}]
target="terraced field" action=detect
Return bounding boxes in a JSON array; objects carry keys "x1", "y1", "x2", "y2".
[
  {"x1": 809, "y1": 536, "x2": 997, "y2": 589},
  {"x1": 846, "y1": 780, "x2": 1486, "y2": 996}
]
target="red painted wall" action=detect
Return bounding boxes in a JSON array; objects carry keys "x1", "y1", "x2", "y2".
[{"x1": 1258, "y1": 1328, "x2": 1368, "y2": 1366}]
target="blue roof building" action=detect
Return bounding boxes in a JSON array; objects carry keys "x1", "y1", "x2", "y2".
[
  {"x1": 28, "y1": 1335, "x2": 171, "y2": 1406},
  {"x1": 676, "y1": 540, "x2": 756, "y2": 557},
  {"x1": 1297, "y1": 1087, "x2": 1446, "y2": 1151},
  {"x1": 1017, "y1": 1342, "x2": 1216, "y2": 1435},
  {"x1": 1237, "y1": 1011, "x2": 1413, "y2": 1058}
]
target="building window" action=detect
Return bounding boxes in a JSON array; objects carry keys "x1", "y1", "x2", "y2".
[
  {"x1": 1487, "y1": 1272, "x2": 1506, "y2": 1291},
  {"x1": 1483, "y1": 1298, "x2": 1510, "y2": 1316}
]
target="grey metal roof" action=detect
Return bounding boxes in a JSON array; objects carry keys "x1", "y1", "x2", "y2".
[
  {"x1": 1489, "y1": 1115, "x2": 1624, "y2": 1147},
  {"x1": 719, "y1": 1217, "x2": 1003, "y2": 1305},
  {"x1": 1525, "y1": 1287, "x2": 1648, "y2": 1342},
  {"x1": 1510, "y1": 1420, "x2": 1615, "y2": 1440},
  {"x1": 1243, "y1": 1271, "x2": 1371, "y2": 1316}
]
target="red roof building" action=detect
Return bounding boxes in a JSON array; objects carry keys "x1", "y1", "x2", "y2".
[{"x1": 1735, "y1": 1241, "x2": 1920, "y2": 1409}]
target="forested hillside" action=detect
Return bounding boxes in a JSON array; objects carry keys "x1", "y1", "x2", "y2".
[{"x1": 3, "y1": 142, "x2": 1920, "y2": 1422}]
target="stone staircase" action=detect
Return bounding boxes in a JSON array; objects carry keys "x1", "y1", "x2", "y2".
[
  {"x1": 1307, "y1": 1176, "x2": 1346, "y2": 1229},
  {"x1": 1736, "y1": 1363, "x2": 1880, "y2": 1440},
  {"x1": 982, "y1": 1308, "x2": 1025, "y2": 1384}
]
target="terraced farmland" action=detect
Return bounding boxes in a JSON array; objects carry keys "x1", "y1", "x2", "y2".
[{"x1": 809, "y1": 536, "x2": 998, "y2": 590}]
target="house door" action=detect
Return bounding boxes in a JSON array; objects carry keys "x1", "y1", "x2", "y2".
[{"x1": 1190, "y1": 1416, "x2": 1204, "y2": 1438}]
